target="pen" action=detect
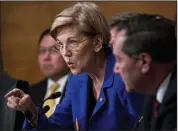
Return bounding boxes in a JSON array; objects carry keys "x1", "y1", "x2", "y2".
[
  {"x1": 132, "y1": 116, "x2": 144, "y2": 131},
  {"x1": 76, "y1": 118, "x2": 79, "y2": 130}
]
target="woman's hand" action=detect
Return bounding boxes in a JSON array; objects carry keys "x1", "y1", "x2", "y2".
[{"x1": 4, "y1": 88, "x2": 37, "y2": 120}]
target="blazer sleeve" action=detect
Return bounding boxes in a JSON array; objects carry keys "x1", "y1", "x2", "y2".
[
  {"x1": 115, "y1": 75, "x2": 145, "y2": 129},
  {"x1": 23, "y1": 73, "x2": 74, "y2": 130}
]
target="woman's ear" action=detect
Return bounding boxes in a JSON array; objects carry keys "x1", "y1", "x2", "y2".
[{"x1": 93, "y1": 35, "x2": 103, "y2": 52}]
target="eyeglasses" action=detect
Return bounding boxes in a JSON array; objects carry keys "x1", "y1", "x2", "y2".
[
  {"x1": 54, "y1": 38, "x2": 88, "y2": 51},
  {"x1": 38, "y1": 46, "x2": 58, "y2": 55}
]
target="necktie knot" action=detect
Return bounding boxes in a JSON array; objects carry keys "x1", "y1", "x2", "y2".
[{"x1": 49, "y1": 83, "x2": 59, "y2": 94}]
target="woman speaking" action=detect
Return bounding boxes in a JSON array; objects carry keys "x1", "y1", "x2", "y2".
[{"x1": 5, "y1": 2, "x2": 144, "y2": 130}]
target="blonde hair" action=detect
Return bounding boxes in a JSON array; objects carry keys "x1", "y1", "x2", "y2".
[{"x1": 50, "y1": 2, "x2": 110, "y2": 47}]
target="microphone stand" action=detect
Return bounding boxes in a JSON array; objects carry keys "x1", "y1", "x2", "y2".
[{"x1": 132, "y1": 116, "x2": 144, "y2": 131}]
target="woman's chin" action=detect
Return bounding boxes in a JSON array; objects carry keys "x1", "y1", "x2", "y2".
[{"x1": 70, "y1": 68, "x2": 82, "y2": 75}]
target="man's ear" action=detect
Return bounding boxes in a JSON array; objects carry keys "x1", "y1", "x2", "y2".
[
  {"x1": 138, "y1": 53, "x2": 152, "y2": 74},
  {"x1": 93, "y1": 35, "x2": 103, "y2": 52}
]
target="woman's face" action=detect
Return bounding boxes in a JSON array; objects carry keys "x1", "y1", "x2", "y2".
[{"x1": 55, "y1": 26, "x2": 96, "y2": 75}]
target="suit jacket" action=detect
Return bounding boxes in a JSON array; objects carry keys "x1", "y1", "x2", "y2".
[
  {"x1": 30, "y1": 79, "x2": 48, "y2": 107},
  {"x1": 29, "y1": 78, "x2": 68, "y2": 107},
  {"x1": 24, "y1": 48, "x2": 145, "y2": 130},
  {"x1": 0, "y1": 72, "x2": 28, "y2": 131},
  {"x1": 137, "y1": 68, "x2": 177, "y2": 131}
]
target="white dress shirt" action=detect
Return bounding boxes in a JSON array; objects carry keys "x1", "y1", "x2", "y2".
[
  {"x1": 156, "y1": 72, "x2": 172, "y2": 103},
  {"x1": 44, "y1": 74, "x2": 69, "y2": 113}
]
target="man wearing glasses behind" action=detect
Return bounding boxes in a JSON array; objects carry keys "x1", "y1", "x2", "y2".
[{"x1": 29, "y1": 28, "x2": 69, "y2": 117}]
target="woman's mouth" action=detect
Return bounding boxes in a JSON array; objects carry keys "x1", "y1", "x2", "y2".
[{"x1": 67, "y1": 62, "x2": 74, "y2": 68}]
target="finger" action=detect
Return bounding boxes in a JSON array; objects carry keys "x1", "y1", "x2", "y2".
[
  {"x1": 7, "y1": 101, "x2": 21, "y2": 111},
  {"x1": 4, "y1": 88, "x2": 20, "y2": 98},
  {"x1": 7, "y1": 96, "x2": 16, "y2": 104},
  {"x1": 18, "y1": 89, "x2": 25, "y2": 98},
  {"x1": 8, "y1": 96, "x2": 20, "y2": 107},
  {"x1": 7, "y1": 101, "x2": 15, "y2": 109},
  {"x1": 19, "y1": 94, "x2": 31, "y2": 110},
  {"x1": 11, "y1": 96, "x2": 21, "y2": 104},
  {"x1": 7, "y1": 95, "x2": 17, "y2": 102}
]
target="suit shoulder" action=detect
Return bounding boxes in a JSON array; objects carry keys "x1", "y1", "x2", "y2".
[
  {"x1": 30, "y1": 79, "x2": 47, "y2": 88},
  {"x1": 29, "y1": 79, "x2": 47, "y2": 94}
]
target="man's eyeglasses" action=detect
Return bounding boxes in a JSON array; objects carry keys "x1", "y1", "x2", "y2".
[{"x1": 38, "y1": 46, "x2": 58, "y2": 55}]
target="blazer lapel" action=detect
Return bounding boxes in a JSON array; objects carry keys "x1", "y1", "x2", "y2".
[
  {"x1": 40, "y1": 79, "x2": 48, "y2": 100},
  {"x1": 92, "y1": 48, "x2": 115, "y2": 117},
  {"x1": 74, "y1": 47, "x2": 115, "y2": 129},
  {"x1": 143, "y1": 96, "x2": 155, "y2": 130},
  {"x1": 59, "y1": 79, "x2": 68, "y2": 104},
  {"x1": 91, "y1": 88, "x2": 106, "y2": 116},
  {"x1": 159, "y1": 70, "x2": 176, "y2": 115},
  {"x1": 73, "y1": 74, "x2": 90, "y2": 130}
]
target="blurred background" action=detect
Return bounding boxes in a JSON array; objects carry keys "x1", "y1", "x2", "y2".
[{"x1": 0, "y1": 1, "x2": 176, "y2": 85}]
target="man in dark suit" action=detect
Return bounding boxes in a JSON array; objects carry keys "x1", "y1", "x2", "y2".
[
  {"x1": 0, "y1": 71, "x2": 29, "y2": 131},
  {"x1": 112, "y1": 14, "x2": 176, "y2": 130},
  {"x1": 30, "y1": 28, "x2": 69, "y2": 117}
]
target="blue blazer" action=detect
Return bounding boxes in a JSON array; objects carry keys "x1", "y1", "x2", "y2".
[{"x1": 24, "y1": 48, "x2": 144, "y2": 130}]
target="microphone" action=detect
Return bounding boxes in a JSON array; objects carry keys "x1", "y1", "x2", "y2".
[
  {"x1": 38, "y1": 91, "x2": 62, "y2": 115},
  {"x1": 39, "y1": 105, "x2": 50, "y2": 115},
  {"x1": 16, "y1": 80, "x2": 29, "y2": 94},
  {"x1": 43, "y1": 91, "x2": 62, "y2": 101},
  {"x1": 38, "y1": 91, "x2": 62, "y2": 116}
]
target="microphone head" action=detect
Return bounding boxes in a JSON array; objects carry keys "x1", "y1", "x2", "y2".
[
  {"x1": 39, "y1": 105, "x2": 50, "y2": 115},
  {"x1": 48, "y1": 91, "x2": 62, "y2": 99},
  {"x1": 16, "y1": 80, "x2": 29, "y2": 94}
]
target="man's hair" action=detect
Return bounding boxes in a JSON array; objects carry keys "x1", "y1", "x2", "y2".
[
  {"x1": 109, "y1": 12, "x2": 176, "y2": 37},
  {"x1": 38, "y1": 28, "x2": 50, "y2": 45},
  {"x1": 50, "y1": 2, "x2": 110, "y2": 51},
  {"x1": 108, "y1": 12, "x2": 141, "y2": 35},
  {"x1": 122, "y1": 14, "x2": 176, "y2": 63}
]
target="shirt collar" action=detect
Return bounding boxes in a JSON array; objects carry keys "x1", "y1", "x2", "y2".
[
  {"x1": 156, "y1": 72, "x2": 172, "y2": 103},
  {"x1": 47, "y1": 74, "x2": 69, "y2": 90}
]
